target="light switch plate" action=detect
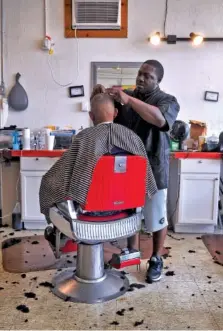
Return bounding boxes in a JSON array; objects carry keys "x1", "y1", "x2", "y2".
[{"x1": 81, "y1": 100, "x2": 90, "y2": 112}]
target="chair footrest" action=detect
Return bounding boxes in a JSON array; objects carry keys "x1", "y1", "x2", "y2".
[
  {"x1": 110, "y1": 250, "x2": 141, "y2": 269},
  {"x1": 111, "y1": 258, "x2": 141, "y2": 269},
  {"x1": 61, "y1": 240, "x2": 78, "y2": 253}
]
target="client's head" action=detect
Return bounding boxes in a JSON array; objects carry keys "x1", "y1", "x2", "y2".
[{"x1": 89, "y1": 93, "x2": 118, "y2": 125}]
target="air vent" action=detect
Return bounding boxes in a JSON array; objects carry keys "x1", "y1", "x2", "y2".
[{"x1": 72, "y1": 0, "x2": 121, "y2": 30}]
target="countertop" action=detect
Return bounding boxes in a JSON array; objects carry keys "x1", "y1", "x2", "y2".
[
  {"x1": 9, "y1": 150, "x2": 66, "y2": 157},
  {"x1": 2, "y1": 149, "x2": 223, "y2": 159},
  {"x1": 173, "y1": 152, "x2": 222, "y2": 159}
]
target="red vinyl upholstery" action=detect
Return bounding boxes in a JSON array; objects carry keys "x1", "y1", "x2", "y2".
[
  {"x1": 78, "y1": 212, "x2": 129, "y2": 222},
  {"x1": 83, "y1": 155, "x2": 147, "y2": 212}
]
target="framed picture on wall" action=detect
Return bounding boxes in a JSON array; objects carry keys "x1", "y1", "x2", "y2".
[
  {"x1": 69, "y1": 85, "x2": 84, "y2": 98},
  {"x1": 204, "y1": 91, "x2": 219, "y2": 102}
]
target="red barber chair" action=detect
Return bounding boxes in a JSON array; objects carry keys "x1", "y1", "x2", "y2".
[{"x1": 48, "y1": 155, "x2": 147, "y2": 303}]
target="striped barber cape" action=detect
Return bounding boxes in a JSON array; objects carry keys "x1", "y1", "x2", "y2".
[{"x1": 39, "y1": 123, "x2": 157, "y2": 217}]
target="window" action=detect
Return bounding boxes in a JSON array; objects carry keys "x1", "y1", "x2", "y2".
[{"x1": 64, "y1": 0, "x2": 128, "y2": 38}]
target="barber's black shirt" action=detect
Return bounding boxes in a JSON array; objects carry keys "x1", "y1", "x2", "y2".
[{"x1": 114, "y1": 87, "x2": 180, "y2": 189}]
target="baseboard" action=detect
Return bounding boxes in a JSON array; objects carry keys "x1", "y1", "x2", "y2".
[
  {"x1": 23, "y1": 220, "x2": 47, "y2": 230},
  {"x1": 174, "y1": 223, "x2": 215, "y2": 234}
]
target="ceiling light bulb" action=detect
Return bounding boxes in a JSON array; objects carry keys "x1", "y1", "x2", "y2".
[
  {"x1": 193, "y1": 35, "x2": 203, "y2": 45},
  {"x1": 190, "y1": 33, "x2": 203, "y2": 46},
  {"x1": 150, "y1": 32, "x2": 161, "y2": 45}
]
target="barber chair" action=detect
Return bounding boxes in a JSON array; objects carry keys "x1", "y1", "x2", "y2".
[{"x1": 48, "y1": 155, "x2": 147, "y2": 303}]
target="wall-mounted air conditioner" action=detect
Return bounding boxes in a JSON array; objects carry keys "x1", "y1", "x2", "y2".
[{"x1": 72, "y1": 0, "x2": 121, "y2": 30}]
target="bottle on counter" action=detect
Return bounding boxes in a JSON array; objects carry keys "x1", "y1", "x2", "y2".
[
  {"x1": 22, "y1": 128, "x2": 31, "y2": 150},
  {"x1": 36, "y1": 130, "x2": 46, "y2": 149},
  {"x1": 170, "y1": 139, "x2": 179, "y2": 151},
  {"x1": 198, "y1": 136, "x2": 207, "y2": 151},
  {"x1": 12, "y1": 131, "x2": 20, "y2": 150},
  {"x1": 30, "y1": 131, "x2": 35, "y2": 149}
]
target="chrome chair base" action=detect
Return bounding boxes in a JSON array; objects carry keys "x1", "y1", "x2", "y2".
[
  {"x1": 52, "y1": 268, "x2": 129, "y2": 304},
  {"x1": 51, "y1": 242, "x2": 129, "y2": 303}
]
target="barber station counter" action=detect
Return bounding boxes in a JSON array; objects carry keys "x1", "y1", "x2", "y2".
[
  {"x1": 1, "y1": 149, "x2": 67, "y2": 229},
  {"x1": 0, "y1": 149, "x2": 64, "y2": 229},
  {"x1": 1, "y1": 149, "x2": 222, "y2": 232},
  {"x1": 8, "y1": 150, "x2": 222, "y2": 159},
  {"x1": 7, "y1": 149, "x2": 67, "y2": 158},
  {"x1": 172, "y1": 151, "x2": 222, "y2": 160},
  {"x1": 168, "y1": 151, "x2": 222, "y2": 234}
]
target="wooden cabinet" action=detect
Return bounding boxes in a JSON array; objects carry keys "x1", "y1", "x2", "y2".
[
  {"x1": 20, "y1": 157, "x2": 58, "y2": 229},
  {"x1": 168, "y1": 158, "x2": 221, "y2": 233}
]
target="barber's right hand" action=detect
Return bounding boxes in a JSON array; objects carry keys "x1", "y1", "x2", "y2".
[
  {"x1": 106, "y1": 88, "x2": 130, "y2": 105},
  {"x1": 90, "y1": 84, "x2": 106, "y2": 100}
]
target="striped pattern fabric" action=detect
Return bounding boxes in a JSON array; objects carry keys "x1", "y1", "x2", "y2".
[{"x1": 39, "y1": 123, "x2": 157, "y2": 217}]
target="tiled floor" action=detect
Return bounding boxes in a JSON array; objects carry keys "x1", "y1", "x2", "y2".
[{"x1": 0, "y1": 228, "x2": 223, "y2": 330}]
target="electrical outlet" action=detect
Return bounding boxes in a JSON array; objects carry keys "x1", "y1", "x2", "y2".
[
  {"x1": 42, "y1": 36, "x2": 55, "y2": 52},
  {"x1": 42, "y1": 37, "x2": 51, "y2": 51}
]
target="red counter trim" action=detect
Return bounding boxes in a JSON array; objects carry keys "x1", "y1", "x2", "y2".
[
  {"x1": 10, "y1": 150, "x2": 66, "y2": 157},
  {"x1": 5, "y1": 150, "x2": 223, "y2": 160},
  {"x1": 173, "y1": 152, "x2": 222, "y2": 159}
]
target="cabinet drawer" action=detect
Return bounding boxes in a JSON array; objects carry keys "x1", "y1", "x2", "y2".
[
  {"x1": 180, "y1": 159, "x2": 220, "y2": 174},
  {"x1": 21, "y1": 157, "x2": 59, "y2": 171}
]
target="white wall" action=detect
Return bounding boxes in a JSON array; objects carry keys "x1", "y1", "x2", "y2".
[{"x1": 1, "y1": 0, "x2": 223, "y2": 133}]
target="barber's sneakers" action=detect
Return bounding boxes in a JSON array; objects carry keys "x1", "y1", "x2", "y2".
[{"x1": 146, "y1": 255, "x2": 163, "y2": 283}]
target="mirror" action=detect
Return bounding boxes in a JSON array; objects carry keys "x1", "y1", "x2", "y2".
[{"x1": 91, "y1": 62, "x2": 142, "y2": 90}]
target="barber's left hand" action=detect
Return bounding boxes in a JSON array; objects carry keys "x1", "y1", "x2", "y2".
[{"x1": 106, "y1": 88, "x2": 130, "y2": 105}]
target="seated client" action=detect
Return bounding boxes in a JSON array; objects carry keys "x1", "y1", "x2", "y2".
[{"x1": 39, "y1": 94, "x2": 157, "y2": 245}]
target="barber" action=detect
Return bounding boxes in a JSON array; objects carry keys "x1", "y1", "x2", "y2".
[{"x1": 106, "y1": 59, "x2": 180, "y2": 283}]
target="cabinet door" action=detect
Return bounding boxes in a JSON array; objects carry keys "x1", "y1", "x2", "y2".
[
  {"x1": 21, "y1": 171, "x2": 46, "y2": 221},
  {"x1": 178, "y1": 174, "x2": 219, "y2": 225}
]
